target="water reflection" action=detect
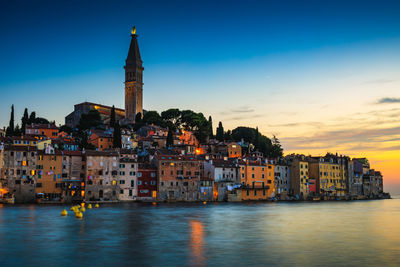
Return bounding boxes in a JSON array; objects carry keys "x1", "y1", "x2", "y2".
[
  {"x1": 190, "y1": 220, "x2": 205, "y2": 266},
  {"x1": 0, "y1": 200, "x2": 399, "y2": 266}
]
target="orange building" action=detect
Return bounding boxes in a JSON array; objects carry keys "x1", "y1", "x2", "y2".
[
  {"x1": 25, "y1": 123, "x2": 59, "y2": 139},
  {"x1": 239, "y1": 160, "x2": 275, "y2": 200},
  {"x1": 227, "y1": 142, "x2": 242, "y2": 158},
  {"x1": 35, "y1": 151, "x2": 63, "y2": 201},
  {"x1": 88, "y1": 130, "x2": 113, "y2": 151}
]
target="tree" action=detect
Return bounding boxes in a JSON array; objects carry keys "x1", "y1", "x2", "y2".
[
  {"x1": 224, "y1": 130, "x2": 232, "y2": 141},
  {"x1": 271, "y1": 135, "x2": 283, "y2": 158},
  {"x1": 110, "y1": 105, "x2": 116, "y2": 128},
  {"x1": 59, "y1": 125, "x2": 73, "y2": 134},
  {"x1": 135, "y1": 112, "x2": 142, "y2": 123},
  {"x1": 6, "y1": 105, "x2": 15, "y2": 136},
  {"x1": 208, "y1": 116, "x2": 214, "y2": 139},
  {"x1": 113, "y1": 121, "x2": 122, "y2": 148},
  {"x1": 14, "y1": 124, "x2": 21, "y2": 136},
  {"x1": 142, "y1": 111, "x2": 164, "y2": 126},
  {"x1": 77, "y1": 110, "x2": 102, "y2": 131},
  {"x1": 21, "y1": 108, "x2": 29, "y2": 134},
  {"x1": 166, "y1": 127, "x2": 174, "y2": 147},
  {"x1": 216, "y1": 121, "x2": 224, "y2": 141},
  {"x1": 254, "y1": 127, "x2": 260, "y2": 150},
  {"x1": 161, "y1": 109, "x2": 181, "y2": 130},
  {"x1": 28, "y1": 111, "x2": 36, "y2": 124}
]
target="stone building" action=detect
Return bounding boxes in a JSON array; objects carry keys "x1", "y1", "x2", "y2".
[
  {"x1": 118, "y1": 157, "x2": 138, "y2": 201},
  {"x1": 154, "y1": 154, "x2": 201, "y2": 201},
  {"x1": 274, "y1": 163, "x2": 291, "y2": 198},
  {"x1": 288, "y1": 156, "x2": 309, "y2": 200},
  {"x1": 2, "y1": 145, "x2": 37, "y2": 203},
  {"x1": 65, "y1": 102, "x2": 125, "y2": 128},
  {"x1": 203, "y1": 159, "x2": 240, "y2": 201},
  {"x1": 84, "y1": 150, "x2": 119, "y2": 201},
  {"x1": 61, "y1": 151, "x2": 85, "y2": 203}
]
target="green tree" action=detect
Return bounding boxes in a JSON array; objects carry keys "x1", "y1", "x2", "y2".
[
  {"x1": 161, "y1": 109, "x2": 181, "y2": 130},
  {"x1": 224, "y1": 130, "x2": 232, "y2": 141},
  {"x1": 166, "y1": 127, "x2": 174, "y2": 147},
  {"x1": 6, "y1": 105, "x2": 15, "y2": 136},
  {"x1": 271, "y1": 135, "x2": 283, "y2": 158},
  {"x1": 135, "y1": 112, "x2": 142, "y2": 123},
  {"x1": 28, "y1": 111, "x2": 36, "y2": 124},
  {"x1": 254, "y1": 127, "x2": 260, "y2": 150},
  {"x1": 216, "y1": 121, "x2": 224, "y2": 141},
  {"x1": 21, "y1": 108, "x2": 29, "y2": 134},
  {"x1": 142, "y1": 111, "x2": 164, "y2": 126},
  {"x1": 110, "y1": 105, "x2": 116, "y2": 128},
  {"x1": 59, "y1": 125, "x2": 73, "y2": 134},
  {"x1": 113, "y1": 121, "x2": 122, "y2": 148},
  {"x1": 77, "y1": 110, "x2": 102, "y2": 131},
  {"x1": 14, "y1": 124, "x2": 21, "y2": 136},
  {"x1": 208, "y1": 116, "x2": 214, "y2": 139}
]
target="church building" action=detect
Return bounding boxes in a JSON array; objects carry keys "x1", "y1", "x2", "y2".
[{"x1": 65, "y1": 26, "x2": 144, "y2": 127}]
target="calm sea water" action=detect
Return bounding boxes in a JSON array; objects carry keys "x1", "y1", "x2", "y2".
[{"x1": 1, "y1": 199, "x2": 400, "y2": 266}]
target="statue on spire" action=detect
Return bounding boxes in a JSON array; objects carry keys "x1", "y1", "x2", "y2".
[{"x1": 131, "y1": 26, "x2": 136, "y2": 35}]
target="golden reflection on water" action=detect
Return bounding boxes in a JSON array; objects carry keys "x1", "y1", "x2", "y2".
[{"x1": 190, "y1": 220, "x2": 206, "y2": 266}]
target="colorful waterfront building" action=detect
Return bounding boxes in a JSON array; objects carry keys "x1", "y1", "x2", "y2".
[
  {"x1": 35, "y1": 150, "x2": 63, "y2": 201},
  {"x1": 227, "y1": 142, "x2": 242, "y2": 158},
  {"x1": 2, "y1": 145, "x2": 37, "y2": 203},
  {"x1": 288, "y1": 157, "x2": 309, "y2": 200},
  {"x1": 239, "y1": 160, "x2": 275, "y2": 200},
  {"x1": 154, "y1": 154, "x2": 201, "y2": 201},
  {"x1": 118, "y1": 157, "x2": 138, "y2": 201},
  {"x1": 137, "y1": 165, "x2": 157, "y2": 201},
  {"x1": 84, "y1": 150, "x2": 119, "y2": 201}
]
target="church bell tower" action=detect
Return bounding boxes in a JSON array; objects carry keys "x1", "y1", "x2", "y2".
[{"x1": 124, "y1": 26, "x2": 143, "y2": 123}]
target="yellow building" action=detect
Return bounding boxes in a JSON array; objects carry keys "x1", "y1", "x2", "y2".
[
  {"x1": 309, "y1": 157, "x2": 344, "y2": 198},
  {"x1": 35, "y1": 151, "x2": 63, "y2": 201},
  {"x1": 289, "y1": 159, "x2": 309, "y2": 199},
  {"x1": 239, "y1": 161, "x2": 275, "y2": 200}
]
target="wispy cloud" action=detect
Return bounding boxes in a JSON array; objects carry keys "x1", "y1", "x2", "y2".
[
  {"x1": 363, "y1": 78, "x2": 396, "y2": 85},
  {"x1": 377, "y1": 97, "x2": 400, "y2": 104}
]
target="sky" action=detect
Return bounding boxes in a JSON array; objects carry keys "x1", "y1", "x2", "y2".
[{"x1": 1, "y1": 0, "x2": 400, "y2": 194}]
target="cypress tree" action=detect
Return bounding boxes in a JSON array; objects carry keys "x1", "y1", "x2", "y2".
[
  {"x1": 216, "y1": 121, "x2": 224, "y2": 141},
  {"x1": 254, "y1": 127, "x2": 260, "y2": 150},
  {"x1": 208, "y1": 116, "x2": 214, "y2": 139},
  {"x1": 110, "y1": 105, "x2": 116, "y2": 128},
  {"x1": 166, "y1": 127, "x2": 174, "y2": 148},
  {"x1": 113, "y1": 121, "x2": 122, "y2": 148},
  {"x1": 21, "y1": 108, "x2": 29, "y2": 134},
  {"x1": 28, "y1": 111, "x2": 36, "y2": 124},
  {"x1": 6, "y1": 105, "x2": 15, "y2": 136}
]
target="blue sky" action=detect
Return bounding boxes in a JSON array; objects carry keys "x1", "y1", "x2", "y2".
[{"x1": 1, "y1": 0, "x2": 400, "y2": 191}]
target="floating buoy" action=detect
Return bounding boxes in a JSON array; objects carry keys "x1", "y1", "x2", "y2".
[
  {"x1": 80, "y1": 207, "x2": 86, "y2": 213},
  {"x1": 152, "y1": 202, "x2": 157, "y2": 205},
  {"x1": 75, "y1": 212, "x2": 83, "y2": 219},
  {"x1": 70, "y1": 206, "x2": 75, "y2": 211},
  {"x1": 61, "y1": 209, "x2": 68, "y2": 216},
  {"x1": 87, "y1": 204, "x2": 92, "y2": 209},
  {"x1": 81, "y1": 203, "x2": 85, "y2": 207},
  {"x1": 203, "y1": 201, "x2": 207, "y2": 205},
  {"x1": 95, "y1": 204, "x2": 99, "y2": 208}
]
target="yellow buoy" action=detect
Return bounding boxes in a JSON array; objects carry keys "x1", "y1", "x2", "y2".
[
  {"x1": 80, "y1": 207, "x2": 86, "y2": 213},
  {"x1": 152, "y1": 202, "x2": 157, "y2": 205},
  {"x1": 87, "y1": 204, "x2": 92, "y2": 209},
  {"x1": 203, "y1": 201, "x2": 207, "y2": 205},
  {"x1": 75, "y1": 212, "x2": 83, "y2": 219},
  {"x1": 81, "y1": 202, "x2": 85, "y2": 207},
  {"x1": 95, "y1": 204, "x2": 99, "y2": 208},
  {"x1": 61, "y1": 209, "x2": 68, "y2": 216},
  {"x1": 70, "y1": 206, "x2": 75, "y2": 211}
]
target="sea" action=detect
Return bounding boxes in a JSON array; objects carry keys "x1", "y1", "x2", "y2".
[{"x1": 1, "y1": 198, "x2": 400, "y2": 266}]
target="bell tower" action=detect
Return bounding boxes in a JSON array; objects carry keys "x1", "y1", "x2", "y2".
[{"x1": 124, "y1": 26, "x2": 143, "y2": 123}]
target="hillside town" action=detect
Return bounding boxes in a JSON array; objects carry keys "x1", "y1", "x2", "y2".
[{"x1": 0, "y1": 27, "x2": 389, "y2": 204}]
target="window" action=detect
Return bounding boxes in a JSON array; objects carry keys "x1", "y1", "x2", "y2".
[
  {"x1": 151, "y1": 180, "x2": 156, "y2": 185},
  {"x1": 119, "y1": 180, "x2": 125, "y2": 184},
  {"x1": 130, "y1": 171, "x2": 135, "y2": 176},
  {"x1": 267, "y1": 180, "x2": 271, "y2": 184},
  {"x1": 137, "y1": 172, "x2": 142, "y2": 177},
  {"x1": 119, "y1": 164, "x2": 125, "y2": 168},
  {"x1": 137, "y1": 181, "x2": 142, "y2": 185},
  {"x1": 120, "y1": 189, "x2": 124, "y2": 194},
  {"x1": 151, "y1": 172, "x2": 156, "y2": 177},
  {"x1": 36, "y1": 183, "x2": 42, "y2": 187}
]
